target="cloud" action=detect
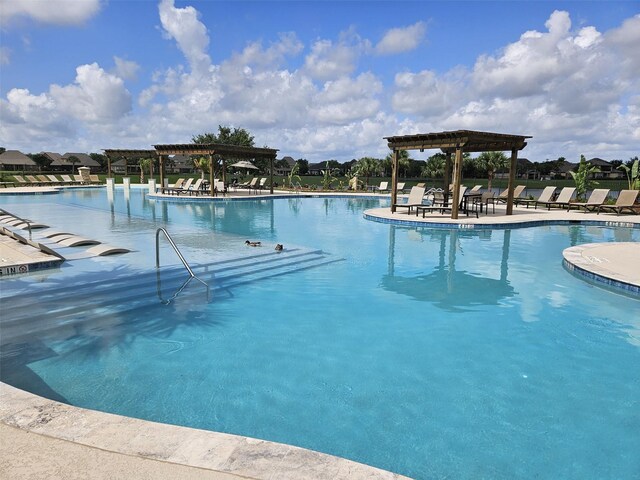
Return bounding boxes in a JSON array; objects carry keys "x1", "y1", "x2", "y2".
[
  {"x1": 0, "y1": 63, "x2": 131, "y2": 146},
  {"x1": 158, "y1": 0, "x2": 211, "y2": 75},
  {"x1": 113, "y1": 57, "x2": 140, "y2": 81},
  {"x1": 375, "y1": 22, "x2": 426, "y2": 55},
  {"x1": 0, "y1": 0, "x2": 102, "y2": 26},
  {"x1": 303, "y1": 28, "x2": 370, "y2": 81}
]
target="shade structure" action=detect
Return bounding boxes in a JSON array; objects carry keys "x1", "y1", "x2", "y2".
[{"x1": 231, "y1": 160, "x2": 258, "y2": 170}]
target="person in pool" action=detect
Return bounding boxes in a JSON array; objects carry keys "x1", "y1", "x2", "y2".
[
  {"x1": 245, "y1": 240, "x2": 261, "y2": 246},
  {"x1": 275, "y1": 244, "x2": 283, "y2": 251}
]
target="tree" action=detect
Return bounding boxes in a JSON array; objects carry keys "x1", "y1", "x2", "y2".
[
  {"x1": 477, "y1": 151, "x2": 508, "y2": 192},
  {"x1": 296, "y1": 159, "x2": 309, "y2": 175},
  {"x1": 618, "y1": 157, "x2": 639, "y2": 190},
  {"x1": 421, "y1": 155, "x2": 445, "y2": 179},
  {"x1": 28, "y1": 153, "x2": 50, "y2": 170},
  {"x1": 66, "y1": 155, "x2": 81, "y2": 172},
  {"x1": 354, "y1": 157, "x2": 381, "y2": 187},
  {"x1": 192, "y1": 125, "x2": 255, "y2": 147},
  {"x1": 90, "y1": 153, "x2": 108, "y2": 168},
  {"x1": 385, "y1": 151, "x2": 411, "y2": 178},
  {"x1": 570, "y1": 155, "x2": 600, "y2": 201},
  {"x1": 138, "y1": 157, "x2": 154, "y2": 183},
  {"x1": 192, "y1": 156, "x2": 210, "y2": 179}
]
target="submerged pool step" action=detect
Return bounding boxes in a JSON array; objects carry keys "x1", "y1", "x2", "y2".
[{"x1": 1, "y1": 248, "x2": 341, "y2": 345}]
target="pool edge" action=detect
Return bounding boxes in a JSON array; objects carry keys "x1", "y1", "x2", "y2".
[{"x1": 0, "y1": 382, "x2": 411, "y2": 480}]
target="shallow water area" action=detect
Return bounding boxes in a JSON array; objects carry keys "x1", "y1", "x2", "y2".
[{"x1": 1, "y1": 187, "x2": 639, "y2": 480}]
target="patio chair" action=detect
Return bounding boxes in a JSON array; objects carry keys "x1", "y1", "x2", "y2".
[
  {"x1": 26, "y1": 175, "x2": 44, "y2": 185},
  {"x1": 397, "y1": 182, "x2": 407, "y2": 193},
  {"x1": 597, "y1": 190, "x2": 639, "y2": 215},
  {"x1": 215, "y1": 179, "x2": 226, "y2": 196},
  {"x1": 567, "y1": 188, "x2": 610, "y2": 212},
  {"x1": 392, "y1": 186, "x2": 426, "y2": 214},
  {"x1": 496, "y1": 185, "x2": 526, "y2": 203},
  {"x1": 183, "y1": 178, "x2": 204, "y2": 195},
  {"x1": 89, "y1": 174, "x2": 102, "y2": 184},
  {"x1": 469, "y1": 185, "x2": 483, "y2": 193},
  {"x1": 538, "y1": 187, "x2": 576, "y2": 210},
  {"x1": 253, "y1": 178, "x2": 267, "y2": 193},
  {"x1": 514, "y1": 186, "x2": 556, "y2": 209},
  {"x1": 166, "y1": 177, "x2": 193, "y2": 195},
  {"x1": 12, "y1": 175, "x2": 29, "y2": 185},
  {"x1": 475, "y1": 191, "x2": 496, "y2": 214},
  {"x1": 73, "y1": 174, "x2": 85, "y2": 184}
]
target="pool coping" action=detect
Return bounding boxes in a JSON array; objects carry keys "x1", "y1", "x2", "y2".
[
  {"x1": 0, "y1": 382, "x2": 410, "y2": 479},
  {"x1": 562, "y1": 242, "x2": 640, "y2": 295}
]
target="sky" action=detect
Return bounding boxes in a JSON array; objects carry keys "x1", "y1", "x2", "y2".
[{"x1": 0, "y1": 0, "x2": 638, "y2": 162}]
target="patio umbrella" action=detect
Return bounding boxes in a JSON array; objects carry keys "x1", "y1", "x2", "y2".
[{"x1": 230, "y1": 160, "x2": 258, "y2": 170}]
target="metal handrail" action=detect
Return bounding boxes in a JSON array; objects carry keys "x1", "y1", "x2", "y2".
[
  {"x1": 155, "y1": 228, "x2": 209, "y2": 303},
  {"x1": 0, "y1": 208, "x2": 33, "y2": 239}
]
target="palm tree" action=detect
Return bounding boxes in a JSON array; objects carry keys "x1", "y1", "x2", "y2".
[
  {"x1": 385, "y1": 150, "x2": 411, "y2": 178},
  {"x1": 354, "y1": 157, "x2": 381, "y2": 187},
  {"x1": 421, "y1": 156, "x2": 445, "y2": 179},
  {"x1": 477, "y1": 151, "x2": 508, "y2": 192},
  {"x1": 138, "y1": 157, "x2": 154, "y2": 183}
]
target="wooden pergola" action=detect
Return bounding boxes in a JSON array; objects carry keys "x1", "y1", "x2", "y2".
[
  {"x1": 153, "y1": 143, "x2": 279, "y2": 196},
  {"x1": 385, "y1": 130, "x2": 531, "y2": 219},
  {"x1": 103, "y1": 149, "x2": 158, "y2": 178},
  {"x1": 104, "y1": 144, "x2": 279, "y2": 197}
]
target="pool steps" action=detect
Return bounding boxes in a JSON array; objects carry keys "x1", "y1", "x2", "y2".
[{"x1": 1, "y1": 247, "x2": 341, "y2": 347}]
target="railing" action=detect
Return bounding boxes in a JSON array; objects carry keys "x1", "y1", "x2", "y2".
[
  {"x1": 155, "y1": 228, "x2": 209, "y2": 304},
  {"x1": 0, "y1": 208, "x2": 33, "y2": 239}
]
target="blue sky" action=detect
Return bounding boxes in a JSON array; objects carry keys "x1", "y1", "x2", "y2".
[{"x1": 1, "y1": 0, "x2": 638, "y2": 162}]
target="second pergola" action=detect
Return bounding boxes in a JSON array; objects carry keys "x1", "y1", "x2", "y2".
[{"x1": 385, "y1": 130, "x2": 531, "y2": 219}]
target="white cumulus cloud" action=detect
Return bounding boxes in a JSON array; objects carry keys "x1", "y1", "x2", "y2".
[
  {"x1": 375, "y1": 22, "x2": 426, "y2": 55},
  {"x1": 0, "y1": 0, "x2": 102, "y2": 26}
]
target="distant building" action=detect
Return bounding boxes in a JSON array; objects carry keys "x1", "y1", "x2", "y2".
[
  {"x1": 275, "y1": 156, "x2": 295, "y2": 175},
  {"x1": 62, "y1": 153, "x2": 101, "y2": 169},
  {"x1": 587, "y1": 158, "x2": 622, "y2": 179},
  {"x1": 553, "y1": 161, "x2": 577, "y2": 179},
  {"x1": 166, "y1": 155, "x2": 193, "y2": 174},
  {"x1": 0, "y1": 150, "x2": 37, "y2": 171},
  {"x1": 308, "y1": 162, "x2": 325, "y2": 175}
]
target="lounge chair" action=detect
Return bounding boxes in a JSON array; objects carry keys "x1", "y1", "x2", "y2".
[
  {"x1": 171, "y1": 178, "x2": 186, "y2": 189},
  {"x1": 164, "y1": 177, "x2": 193, "y2": 195},
  {"x1": 567, "y1": 188, "x2": 610, "y2": 212},
  {"x1": 538, "y1": 187, "x2": 576, "y2": 210},
  {"x1": 475, "y1": 191, "x2": 496, "y2": 214},
  {"x1": 73, "y1": 174, "x2": 85, "y2": 184},
  {"x1": 371, "y1": 181, "x2": 389, "y2": 193},
  {"x1": 418, "y1": 186, "x2": 475, "y2": 217},
  {"x1": 60, "y1": 174, "x2": 79, "y2": 185},
  {"x1": 13, "y1": 175, "x2": 29, "y2": 185},
  {"x1": 89, "y1": 174, "x2": 101, "y2": 184},
  {"x1": 597, "y1": 190, "x2": 639, "y2": 215},
  {"x1": 36, "y1": 174, "x2": 54, "y2": 185},
  {"x1": 396, "y1": 182, "x2": 407, "y2": 193},
  {"x1": 26, "y1": 175, "x2": 45, "y2": 185},
  {"x1": 469, "y1": 185, "x2": 483, "y2": 193},
  {"x1": 496, "y1": 185, "x2": 526, "y2": 204},
  {"x1": 184, "y1": 178, "x2": 204, "y2": 195},
  {"x1": 252, "y1": 178, "x2": 267, "y2": 193},
  {"x1": 514, "y1": 186, "x2": 556, "y2": 209},
  {"x1": 47, "y1": 174, "x2": 63, "y2": 184},
  {"x1": 215, "y1": 179, "x2": 226, "y2": 196},
  {"x1": 392, "y1": 186, "x2": 426, "y2": 214}
]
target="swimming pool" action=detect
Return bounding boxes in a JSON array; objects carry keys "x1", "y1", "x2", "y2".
[{"x1": 1, "y1": 187, "x2": 639, "y2": 479}]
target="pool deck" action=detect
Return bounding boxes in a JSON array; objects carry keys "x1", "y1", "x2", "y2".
[{"x1": 1, "y1": 186, "x2": 639, "y2": 479}]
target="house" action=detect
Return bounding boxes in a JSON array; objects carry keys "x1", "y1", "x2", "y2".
[
  {"x1": 0, "y1": 150, "x2": 37, "y2": 171},
  {"x1": 275, "y1": 156, "x2": 295, "y2": 176},
  {"x1": 587, "y1": 158, "x2": 622, "y2": 179},
  {"x1": 308, "y1": 162, "x2": 326, "y2": 175},
  {"x1": 166, "y1": 155, "x2": 193, "y2": 174},
  {"x1": 42, "y1": 152, "x2": 65, "y2": 166},
  {"x1": 62, "y1": 153, "x2": 101, "y2": 171},
  {"x1": 553, "y1": 161, "x2": 577, "y2": 179}
]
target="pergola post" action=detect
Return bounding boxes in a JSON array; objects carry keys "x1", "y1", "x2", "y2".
[
  {"x1": 506, "y1": 148, "x2": 518, "y2": 215},
  {"x1": 269, "y1": 155, "x2": 274, "y2": 194},
  {"x1": 390, "y1": 149, "x2": 399, "y2": 212},
  {"x1": 451, "y1": 146, "x2": 463, "y2": 219},
  {"x1": 159, "y1": 154, "x2": 164, "y2": 188},
  {"x1": 444, "y1": 152, "x2": 452, "y2": 192},
  {"x1": 208, "y1": 153, "x2": 214, "y2": 197},
  {"x1": 106, "y1": 154, "x2": 112, "y2": 179}
]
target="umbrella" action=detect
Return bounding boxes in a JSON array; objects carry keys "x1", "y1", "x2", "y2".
[{"x1": 230, "y1": 160, "x2": 258, "y2": 170}]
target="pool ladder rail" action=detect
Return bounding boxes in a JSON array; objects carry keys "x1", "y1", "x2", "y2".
[{"x1": 155, "y1": 228, "x2": 210, "y2": 304}]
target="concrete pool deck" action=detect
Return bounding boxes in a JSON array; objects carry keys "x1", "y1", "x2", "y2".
[{"x1": 1, "y1": 186, "x2": 639, "y2": 478}]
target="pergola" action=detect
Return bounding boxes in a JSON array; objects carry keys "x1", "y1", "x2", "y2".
[
  {"x1": 385, "y1": 130, "x2": 531, "y2": 219},
  {"x1": 104, "y1": 144, "x2": 279, "y2": 197},
  {"x1": 103, "y1": 149, "x2": 158, "y2": 177}
]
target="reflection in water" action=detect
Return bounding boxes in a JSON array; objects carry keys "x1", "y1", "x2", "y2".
[{"x1": 382, "y1": 227, "x2": 514, "y2": 311}]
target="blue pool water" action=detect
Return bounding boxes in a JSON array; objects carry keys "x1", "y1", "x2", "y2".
[{"x1": 1, "y1": 188, "x2": 639, "y2": 479}]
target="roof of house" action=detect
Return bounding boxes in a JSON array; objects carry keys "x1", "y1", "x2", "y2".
[
  {"x1": 62, "y1": 153, "x2": 101, "y2": 167},
  {"x1": 587, "y1": 157, "x2": 612, "y2": 166},
  {"x1": 556, "y1": 161, "x2": 577, "y2": 173},
  {"x1": 0, "y1": 150, "x2": 37, "y2": 166},
  {"x1": 280, "y1": 156, "x2": 296, "y2": 166}
]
